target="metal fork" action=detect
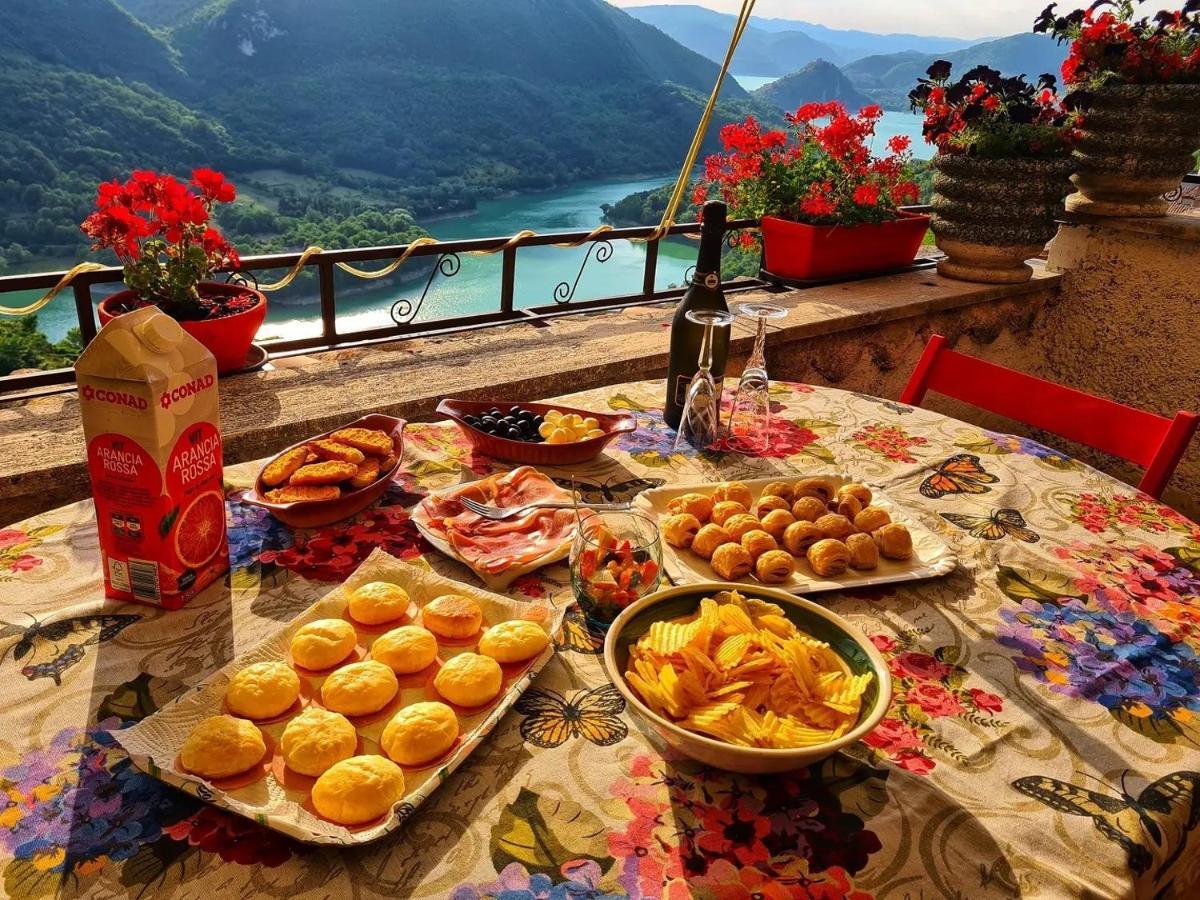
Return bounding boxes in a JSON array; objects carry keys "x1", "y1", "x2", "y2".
[{"x1": 460, "y1": 496, "x2": 631, "y2": 520}]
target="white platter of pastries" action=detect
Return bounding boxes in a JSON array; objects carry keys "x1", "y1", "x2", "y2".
[
  {"x1": 634, "y1": 475, "x2": 956, "y2": 594},
  {"x1": 115, "y1": 548, "x2": 563, "y2": 845}
]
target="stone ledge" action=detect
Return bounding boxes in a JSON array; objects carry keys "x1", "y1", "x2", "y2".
[
  {"x1": 1060, "y1": 211, "x2": 1200, "y2": 243},
  {"x1": 0, "y1": 266, "x2": 1060, "y2": 524}
]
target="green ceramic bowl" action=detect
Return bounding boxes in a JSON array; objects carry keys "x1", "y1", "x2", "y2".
[{"x1": 604, "y1": 582, "x2": 891, "y2": 773}]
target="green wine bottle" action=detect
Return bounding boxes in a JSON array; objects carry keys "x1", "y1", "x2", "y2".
[{"x1": 664, "y1": 201, "x2": 729, "y2": 430}]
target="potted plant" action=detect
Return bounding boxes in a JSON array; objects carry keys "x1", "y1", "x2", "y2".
[
  {"x1": 82, "y1": 169, "x2": 266, "y2": 372},
  {"x1": 1034, "y1": 0, "x2": 1200, "y2": 216},
  {"x1": 909, "y1": 62, "x2": 1078, "y2": 283},
  {"x1": 692, "y1": 103, "x2": 927, "y2": 281}
]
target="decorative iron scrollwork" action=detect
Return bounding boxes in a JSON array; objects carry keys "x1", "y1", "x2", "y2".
[
  {"x1": 684, "y1": 264, "x2": 696, "y2": 285},
  {"x1": 391, "y1": 253, "x2": 461, "y2": 325},
  {"x1": 553, "y1": 239, "x2": 613, "y2": 304},
  {"x1": 224, "y1": 270, "x2": 260, "y2": 290},
  {"x1": 725, "y1": 228, "x2": 757, "y2": 250}
]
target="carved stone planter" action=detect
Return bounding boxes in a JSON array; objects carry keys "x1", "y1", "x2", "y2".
[
  {"x1": 1066, "y1": 82, "x2": 1200, "y2": 217},
  {"x1": 931, "y1": 155, "x2": 1074, "y2": 283}
]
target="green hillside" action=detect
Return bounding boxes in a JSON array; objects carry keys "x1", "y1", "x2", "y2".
[{"x1": 753, "y1": 60, "x2": 874, "y2": 112}]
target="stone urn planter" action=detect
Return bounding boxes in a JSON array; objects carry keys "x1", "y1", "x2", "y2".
[
  {"x1": 930, "y1": 155, "x2": 1074, "y2": 284},
  {"x1": 1066, "y1": 83, "x2": 1200, "y2": 217}
]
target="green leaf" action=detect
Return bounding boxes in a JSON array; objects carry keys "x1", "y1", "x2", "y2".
[
  {"x1": 158, "y1": 505, "x2": 180, "y2": 540},
  {"x1": 954, "y1": 437, "x2": 1012, "y2": 456},
  {"x1": 25, "y1": 525, "x2": 64, "y2": 541},
  {"x1": 630, "y1": 450, "x2": 674, "y2": 469},
  {"x1": 607, "y1": 393, "x2": 652, "y2": 413},
  {"x1": 118, "y1": 835, "x2": 193, "y2": 892},
  {"x1": 491, "y1": 787, "x2": 613, "y2": 877},
  {"x1": 818, "y1": 753, "x2": 890, "y2": 821},
  {"x1": 902, "y1": 703, "x2": 930, "y2": 726},
  {"x1": 3, "y1": 859, "x2": 61, "y2": 900},
  {"x1": 1167, "y1": 545, "x2": 1200, "y2": 574},
  {"x1": 98, "y1": 672, "x2": 186, "y2": 724},
  {"x1": 801, "y1": 444, "x2": 836, "y2": 464},
  {"x1": 793, "y1": 418, "x2": 838, "y2": 434},
  {"x1": 1110, "y1": 707, "x2": 1184, "y2": 744},
  {"x1": 996, "y1": 566, "x2": 1082, "y2": 604},
  {"x1": 934, "y1": 646, "x2": 960, "y2": 665}
]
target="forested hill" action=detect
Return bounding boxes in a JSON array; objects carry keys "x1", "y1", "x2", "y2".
[
  {"x1": 0, "y1": 0, "x2": 771, "y2": 272},
  {"x1": 753, "y1": 61, "x2": 873, "y2": 112}
]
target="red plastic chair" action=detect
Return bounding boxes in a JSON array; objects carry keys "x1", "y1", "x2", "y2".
[{"x1": 900, "y1": 334, "x2": 1198, "y2": 499}]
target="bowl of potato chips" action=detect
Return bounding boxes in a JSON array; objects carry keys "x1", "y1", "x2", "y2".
[{"x1": 603, "y1": 583, "x2": 890, "y2": 773}]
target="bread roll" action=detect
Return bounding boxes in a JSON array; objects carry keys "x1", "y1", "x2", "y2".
[
  {"x1": 794, "y1": 477, "x2": 835, "y2": 503},
  {"x1": 814, "y1": 513, "x2": 855, "y2": 541},
  {"x1": 662, "y1": 513, "x2": 702, "y2": 549},
  {"x1": 791, "y1": 496, "x2": 827, "y2": 523},
  {"x1": 854, "y1": 506, "x2": 891, "y2": 534},
  {"x1": 873, "y1": 523, "x2": 913, "y2": 560},
  {"x1": 667, "y1": 493, "x2": 713, "y2": 523},
  {"x1": 754, "y1": 495, "x2": 791, "y2": 517},
  {"x1": 723, "y1": 514, "x2": 762, "y2": 543},
  {"x1": 846, "y1": 532, "x2": 879, "y2": 570},
  {"x1": 836, "y1": 482, "x2": 872, "y2": 507},
  {"x1": 710, "y1": 543, "x2": 753, "y2": 580},
  {"x1": 782, "y1": 520, "x2": 823, "y2": 555},
  {"x1": 711, "y1": 500, "x2": 748, "y2": 526},
  {"x1": 760, "y1": 480, "x2": 795, "y2": 503},
  {"x1": 806, "y1": 539, "x2": 850, "y2": 577},
  {"x1": 754, "y1": 549, "x2": 795, "y2": 584},
  {"x1": 740, "y1": 529, "x2": 778, "y2": 561},
  {"x1": 692, "y1": 524, "x2": 732, "y2": 559},
  {"x1": 712, "y1": 481, "x2": 753, "y2": 508}
]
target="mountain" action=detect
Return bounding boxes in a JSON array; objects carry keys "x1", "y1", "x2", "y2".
[
  {"x1": 844, "y1": 33, "x2": 1068, "y2": 109},
  {"x1": 622, "y1": 4, "x2": 847, "y2": 73},
  {"x1": 753, "y1": 60, "x2": 874, "y2": 112},
  {"x1": 621, "y1": 5, "x2": 982, "y2": 73}
]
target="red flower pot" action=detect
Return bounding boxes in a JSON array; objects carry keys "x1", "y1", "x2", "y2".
[
  {"x1": 97, "y1": 281, "x2": 267, "y2": 373},
  {"x1": 761, "y1": 212, "x2": 930, "y2": 281}
]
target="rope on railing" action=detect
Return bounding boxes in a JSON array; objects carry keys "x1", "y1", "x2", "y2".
[{"x1": 0, "y1": 0, "x2": 756, "y2": 308}]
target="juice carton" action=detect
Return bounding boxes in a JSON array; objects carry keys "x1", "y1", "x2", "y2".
[{"x1": 75, "y1": 307, "x2": 229, "y2": 607}]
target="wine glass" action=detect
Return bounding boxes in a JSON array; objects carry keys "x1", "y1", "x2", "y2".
[
  {"x1": 726, "y1": 301, "x2": 787, "y2": 454},
  {"x1": 570, "y1": 510, "x2": 662, "y2": 629},
  {"x1": 673, "y1": 308, "x2": 735, "y2": 451}
]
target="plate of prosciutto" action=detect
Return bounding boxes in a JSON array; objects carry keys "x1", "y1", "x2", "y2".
[{"x1": 411, "y1": 466, "x2": 582, "y2": 590}]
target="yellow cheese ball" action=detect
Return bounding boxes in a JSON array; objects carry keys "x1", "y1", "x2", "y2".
[
  {"x1": 179, "y1": 715, "x2": 266, "y2": 779},
  {"x1": 225, "y1": 661, "x2": 301, "y2": 719},
  {"x1": 434, "y1": 652, "x2": 503, "y2": 707},
  {"x1": 348, "y1": 581, "x2": 411, "y2": 625},
  {"x1": 311, "y1": 755, "x2": 406, "y2": 826},
  {"x1": 280, "y1": 707, "x2": 357, "y2": 776},
  {"x1": 422, "y1": 594, "x2": 483, "y2": 639},
  {"x1": 291, "y1": 618, "x2": 357, "y2": 670},
  {"x1": 381, "y1": 701, "x2": 459, "y2": 766},
  {"x1": 320, "y1": 660, "x2": 399, "y2": 716},
  {"x1": 477, "y1": 620, "x2": 549, "y2": 664},
  {"x1": 371, "y1": 625, "x2": 439, "y2": 675}
]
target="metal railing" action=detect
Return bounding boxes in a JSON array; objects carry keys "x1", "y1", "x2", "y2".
[{"x1": 0, "y1": 218, "x2": 764, "y2": 395}]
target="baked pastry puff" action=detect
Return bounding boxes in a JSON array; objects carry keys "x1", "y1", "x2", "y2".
[
  {"x1": 837, "y1": 482, "x2": 872, "y2": 507},
  {"x1": 692, "y1": 523, "x2": 732, "y2": 560},
  {"x1": 291, "y1": 619, "x2": 357, "y2": 670},
  {"x1": 311, "y1": 755, "x2": 405, "y2": 826},
  {"x1": 806, "y1": 538, "x2": 851, "y2": 577},
  {"x1": 662, "y1": 513, "x2": 702, "y2": 549},
  {"x1": 791, "y1": 496, "x2": 827, "y2": 523},
  {"x1": 710, "y1": 500, "x2": 748, "y2": 526},
  {"x1": 782, "y1": 520, "x2": 823, "y2": 555},
  {"x1": 754, "y1": 495, "x2": 791, "y2": 517},
  {"x1": 760, "y1": 480, "x2": 795, "y2": 503},
  {"x1": 740, "y1": 529, "x2": 779, "y2": 561},
  {"x1": 434, "y1": 652, "x2": 503, "y2": 707},
  {"x1": 835, "y1": 494, "x2": 863, "y2": 520},
  {"x1": 759, "y1": 508, "x2": 796, "y2": 541},
  {"x1": 477, "y1": 620, "x2": 549, "y2": 663},
  {"x1": 854, "y1": 506, "x2": 891, "y2": 534},
  {"x1": 320, "y1": 660, "x2": 399, "y2": 716},
  {"x1": 371, "y1": 625, "x2": 439, "y2": 675},
  {"x1": 712, "y1": 481, "x2": 754, "y2": 509},
  {"x1": 280, "y1": 707, "x2": 357, "y2": 776},
  {"x1": 180, "y1": 715, "x2": 266, "y2": 779},
  {"x1": 755, "y1": 549, "x2": 795, "y2": 584},
  {"x1": 381, "y1": 701, "x2": 459, "y2": 767},
  {"x1": 347, "y1": 581, "x2": 411, "y2": 625},
  {"x1": 710, "y1": 543, "x2": 753, "y2": 580},
  {"x1": 225, "y1": 661, "x2": 301, "y2": 720},
  {"x1": 667, "y1": 492, "x2": 713, "y2": 523},
  {"x1": 422, "y1": 594, "x2": 483, "y2": 639},
  {"x1": 723, "y1": 514, "x2": 762, "y2": 543},
  {"x1": 846, "y1": 532, "x2": 879, "y2": 570},
  {"x1": 794, "y1": 477, "x2": 835, "y2": 503},
  {"x1": 873, "y1": 522, "x2": 914, "y2": 560},
  {"x1": 814, "y1": 513, "x2": 855, "y2": 541}
]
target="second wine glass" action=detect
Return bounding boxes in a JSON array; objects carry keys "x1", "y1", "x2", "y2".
[
  {"x1": 726, "y1": 301, "x2": 787, "y2": 454},
  {"x1": 673, "y1": 308, "x2": 735, "y2": 451}
]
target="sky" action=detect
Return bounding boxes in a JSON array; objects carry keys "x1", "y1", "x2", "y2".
[{"x1": 609, "y1": 0, "x2": 1177, "y2": 40}]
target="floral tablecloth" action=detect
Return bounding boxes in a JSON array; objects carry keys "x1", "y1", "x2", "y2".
[{"x1": 3, "y1": 379, "x2": 1199, "y2": 900}]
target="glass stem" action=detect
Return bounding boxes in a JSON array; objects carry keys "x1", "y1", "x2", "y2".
[
  {"x1": 697, "y1": 322, "x2": 715, "y2": 375},
  {"x1": 746, "y1": 316, "x2": 767, "y2": 372}
]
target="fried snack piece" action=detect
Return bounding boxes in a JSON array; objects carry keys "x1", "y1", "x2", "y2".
[
  {"x1": 712, "y1": 481, "x2": 753, "y2": 508},
  {"x1": 760, "y1": 480, "x2": 796, "y2": 503},
  {"x1": 740, "y1": 529, "x2": 778, "y2": 562},
  {"x1": 837, "y1": 483, "x2": 872, "y2": 507},
  {"x1": 180, "y1": 715, "x2": 266, "y2": 779},
  {"x1": 873, "y1": 523, "x2": 913, "y2": 560},
  {"x1": 350, "y1": 456, "x2": 381, "y2": 489},
  {"x1": 846, "y1": 532, "x2": 879, "y2": 570},
  {"x1": 265, "y1": 484, "x2": 341, "y2": 503},
  {"x1": 667, "y1": 493, "x2": 713, "y2": 523},
  {"x1": 754, "y1": 495, "x2": 790, "y2": 517},
  {"x1": 330, "y1": 427, "x2": 393, "y2": 457},
  {"x1": 794, "y1": 477, "x2": 836, "y2": 503},
  {"x1": 723, "y1": 514, "x2": 762, "y2": 543},
  {"x1": 814, "y1": 513, "x2": 855, "y2": 541},
  {"x1": 371, "y1": 625, "x2": 438, "y2": 674},
  {"x1": 434, "y1": 653, "x2": 503, "y2": 707},
  {"x1": 807, "y1": 538, "x2": 850, "y2": 577},
  {"x1": 662, "y1": 513, "x2": 702, "y2": 549},
  {"x1": 854, "y1": 506, "x2": 891, "y2": 533},
  {"x1": 281, "y1": 708, "x2": 357, "y2": 776},
  {"x1": 711, "y1": 543, "x2": 753, "y2": 580},
  {"x1": 478, "y1": 620, "x2": 550, "y2": 663},
  {"x1": 382, "y1": 701, "x2": 459, "y2": 766},
  {"x1": 226, "y1": 661, "x2": 301, "y2": 719},
  {"x1": 783, "y1": 520, "x2": 823, "y2": 555},
  {"x1": 289, "y1": 461, "x2": 358, "y2": 486},
  {"x1": 710, "y1": 500, "x2": 748, "y2": 526},
  {"x1": 423, "y1": 594, "x2": 484, "y2": 638},
  {"x1": 791, "y1": 496, "x2": 828, "y2": 523},
  {"x1": 755, "y1": 549, "x2": 795, "y2": 584},
  {"x1": 835, "y1": 495, "x2": 863, "y2": 520},
  {"x1": 262, "y1": 446, "x2": 309, "y2": 487},
  {"x1": 311, "y1": 755, "x2": 405, "y2": 825},
  {"x1": 691, "y1": 524, "x2": 732, "y2": 560},
  {"x1": 759, "y1": 509, "x2": 796, "y2": 541},
  {"x1": 309, "y1": 439, "x2": 366, "y2": 465}
]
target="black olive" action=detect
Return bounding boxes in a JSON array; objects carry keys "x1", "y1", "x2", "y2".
[
  {"x1": 464, "y1": 416, "x2": 479, "y2": 428},
  {"x1": 509, "y1": 405, "x2": 522, "y2": 415},
  {"x1": 506, "y1": 427, "x2": 522, "y2": 440}
]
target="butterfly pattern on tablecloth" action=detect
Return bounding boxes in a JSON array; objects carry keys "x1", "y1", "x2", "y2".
[
  {"x1": 920, "y1": 453, "x2": 1000, "y2": 499},
  {"x1": 1013, "y1": 771, "x2": 1200, "y2": 880},
  {"x1": 941, "y1": 508, "x2": 1040, "y2": 543},
  {"x1": 554, "y1": 606, "x2": 604, "y2": 655},
  {"x1": 513, "y1": 683, "x2": 627, "y2": 748},
  {"x1": 0, "y1": 614, "x2": 140, "y2": 685}
]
